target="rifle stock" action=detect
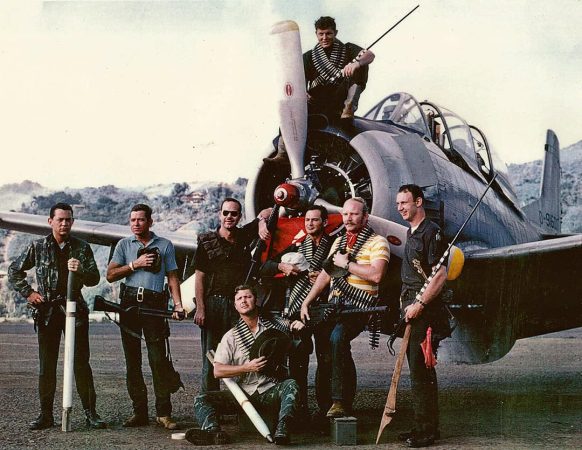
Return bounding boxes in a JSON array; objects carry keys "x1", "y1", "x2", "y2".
[{"x1": 376, "y1": 323, "x2": 411, "y2": 443}]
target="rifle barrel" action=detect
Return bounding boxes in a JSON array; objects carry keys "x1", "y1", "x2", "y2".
[
  {"x1": 367, "y1": 5, "x2": 420, "y2": 51},
  {"x1": 418, "y1": 174, "x2": 498, "y2": 297}
]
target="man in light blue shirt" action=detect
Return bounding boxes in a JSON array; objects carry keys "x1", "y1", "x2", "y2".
[{"x1": 107, "y1": 203, "x2": 184, "y2": 430}]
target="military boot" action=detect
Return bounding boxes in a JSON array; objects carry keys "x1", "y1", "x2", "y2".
[
  {"x1": 274, "y1": 418, "x2": 291, "y2": 445},
  {"x1": 326, "y1": 401, "x2": 351, "y2": 418},
  {"x1": 29, "y1": 413, "x2": 54, "y2": 431},
  {"x1": 85, "y1": 409, "x2": 107, "y2": 429},
  {"x1": 341, "y1": 102, "x2": 354, "y2": 120},
  {"x1": 263, "y1": 137, "x2": 290, "y2": 166},
  {"x1": 123, "y1": 413, "x2": 149, "y2": 427},
  {"x1": 156, "y1": 416, "x2": 177, "y2": 430}
]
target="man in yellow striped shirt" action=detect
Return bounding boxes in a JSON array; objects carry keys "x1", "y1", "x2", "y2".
[{"x1": 300, "y1": 197, "x2": 389, "y2": 418}]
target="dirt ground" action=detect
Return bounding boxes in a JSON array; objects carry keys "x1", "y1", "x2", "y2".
[{"x1": 0, "y1": 321, "x2": 580, "y2": 449}]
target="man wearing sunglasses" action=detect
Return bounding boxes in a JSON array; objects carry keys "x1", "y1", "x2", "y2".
[{"x1": 193, "y1": 197, "x2": 271, "y2": 393}]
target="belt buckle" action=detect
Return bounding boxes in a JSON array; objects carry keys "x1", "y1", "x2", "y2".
[{"x1": 137, "y1": 287, "x2": 144, "y2": 303}]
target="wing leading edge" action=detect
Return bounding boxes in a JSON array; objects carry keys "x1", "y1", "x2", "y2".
[{"x1": 0, "y1": 211, "x2": 197, "y2": 254}]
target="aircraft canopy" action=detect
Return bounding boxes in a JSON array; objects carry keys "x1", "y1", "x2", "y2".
[{"x1": 364, "y1": 92, "x2": 429, "y2": 136}]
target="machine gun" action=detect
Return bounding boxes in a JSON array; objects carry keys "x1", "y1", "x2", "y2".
[
  {"x1": 93, "y1": 295, "x2": 186, "y2": 320},
  {"x1": 306, "y1": 303, "x2": 388, "y2": 327}
]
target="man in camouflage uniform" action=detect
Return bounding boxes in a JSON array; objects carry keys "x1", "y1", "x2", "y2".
[
  {"x1": 8, "y1": 202, "x2": 106, "y2": 430},
  {"x1": 191, "y1": 285, "x2": 301, "y2": 446}
]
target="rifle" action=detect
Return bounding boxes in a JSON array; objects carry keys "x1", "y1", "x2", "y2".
[
  {"x1": 29, "y1": 294, "x2": 66, "y2": 328},
  {"x1": 306, "y1": 303, "x2": 388, "y2": 327},
  {"x1": 375, "y1": 174, "x2": 499, "y2": 443},
  {"x1": 329, "y1": 4, "x2": 420, "y2": 82},
  {"x1": 245, "y1": 204, "x2": 280, "y2": 284},
  {"x1": 414, "y1": 174, "x2": 497, "y2": 305},
  {"x1": 94, "y1": 295, "x2": 186, "y2": 320}
]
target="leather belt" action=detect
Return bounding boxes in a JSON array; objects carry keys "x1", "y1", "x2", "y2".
[{"x1": 120, "y1": 283, "x2": 166, "y2": 303}]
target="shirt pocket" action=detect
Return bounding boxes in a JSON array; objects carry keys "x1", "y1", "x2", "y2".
[{"x1": 37, "y1": 260, "x2": 51, "y2": 278}]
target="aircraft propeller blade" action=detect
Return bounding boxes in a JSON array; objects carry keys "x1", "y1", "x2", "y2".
[{"x1": 270, "y1": 20, "x2": 308, "y2": 179}]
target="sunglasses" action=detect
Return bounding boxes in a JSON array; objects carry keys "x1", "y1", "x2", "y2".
[{"x1": 222, "y1": 210, "x2": 240, "y2": 217}]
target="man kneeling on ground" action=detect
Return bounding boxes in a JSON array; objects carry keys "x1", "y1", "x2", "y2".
[{"x1": 191, "y1": 285, "x2": 303, "y2": 445}]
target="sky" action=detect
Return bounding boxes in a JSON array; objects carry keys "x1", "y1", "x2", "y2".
[{"x1": 0, "y1": 0, "x2": 581, "y2": 189}]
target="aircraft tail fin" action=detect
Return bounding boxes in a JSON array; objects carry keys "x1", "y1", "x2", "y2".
[{"x1": 523, "y1": 129, "x2": 561, "y2": 234}]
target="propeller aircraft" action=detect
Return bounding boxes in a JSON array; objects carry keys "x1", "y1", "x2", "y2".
[{"x1": 1, "y1": 20, "x2": 580, "y2": 365}]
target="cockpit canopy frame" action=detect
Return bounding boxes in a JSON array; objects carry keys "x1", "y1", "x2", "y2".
[{"x1": 364, "y1": 92, "x2": 519, "y2": 208}]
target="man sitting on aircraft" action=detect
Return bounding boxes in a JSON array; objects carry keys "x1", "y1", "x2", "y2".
[
  {"x1": 396, "y1": 184, "x2": 448, "y2": 448},
  {"x1": 192, "y1": 198, "x2": 271, "y2": 395},
  {"x1": 191, "y1": 284, "x2": 302, "y2": 445},
  {"x1": 300, "y1": 197, "x2": 389, "y2": 418},
  {"x1": 106, "y1": 203, "x2": 184, "y2": 430},
  {"x1": 264, "y1": 16, "x2": 374, "y2": 165},
  {"x1": 305, "y1": 16, "x2": 374, "y2": 120},
  {"x1": 8, "y1": 202, "x2": 106, "y2": 430},
  {"x1": 259, "y1": 205, "x2": 333, "y2": 419}
]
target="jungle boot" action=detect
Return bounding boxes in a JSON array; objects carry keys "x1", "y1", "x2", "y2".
[{"x1": 263, "y1": 137, "x2": 289, "y2": 166}]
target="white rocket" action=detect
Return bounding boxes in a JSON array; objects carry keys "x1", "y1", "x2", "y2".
[
  {"x1": 61, "y1": 271, "x2": 76, "y2": 431},
  {"x1": 207, "y1": 350, "x2": 274, "y2": 443}
]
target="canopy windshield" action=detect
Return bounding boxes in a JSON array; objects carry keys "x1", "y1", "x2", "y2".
[{"x1": 364, "y1": 92, "x2": 429, "y2": 135}]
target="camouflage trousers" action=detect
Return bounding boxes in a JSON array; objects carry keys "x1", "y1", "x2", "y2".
[{"x1": 194, "y1": 378, "x2": 299, "y2": 430}]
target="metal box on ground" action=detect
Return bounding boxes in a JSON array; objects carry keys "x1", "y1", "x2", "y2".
[{"x1": 330, "y1": 416, "x2": 357, "y2": 445}]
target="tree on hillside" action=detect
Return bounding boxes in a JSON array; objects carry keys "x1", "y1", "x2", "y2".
[{"x1": 26, "y1": 192, "x2": 83, "y2": 214}]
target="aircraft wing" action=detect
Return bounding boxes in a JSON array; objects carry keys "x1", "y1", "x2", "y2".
[
  {"x1": 0, "y1": 211, "x2": 197, "y2": 253},
  {"x1": 443, "y1": 234, "x2": 582, "y2": 363}
]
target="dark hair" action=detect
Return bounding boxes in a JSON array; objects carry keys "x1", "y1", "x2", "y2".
[
  {"x1": 234, "y1": 284, "x2": 257, "y2": 298},
  {"x1": 50, "y1": 202, "x2": 73, "y2": 219},
  {"x1": 131, "y1": 203, "x2": 153, "y2": 220},
  {"x1": 314, "y1": 16, "x2": 337, "y2": 31},
  {"x1": 221, "y1": 197, "x2": 242, "y2": 212},
  {"x1": 306, "y1": 205, "x2": 328, "y2": 221},
  {"x1": 398, "y1": 184, "x2": 425, "y2": 201}
]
